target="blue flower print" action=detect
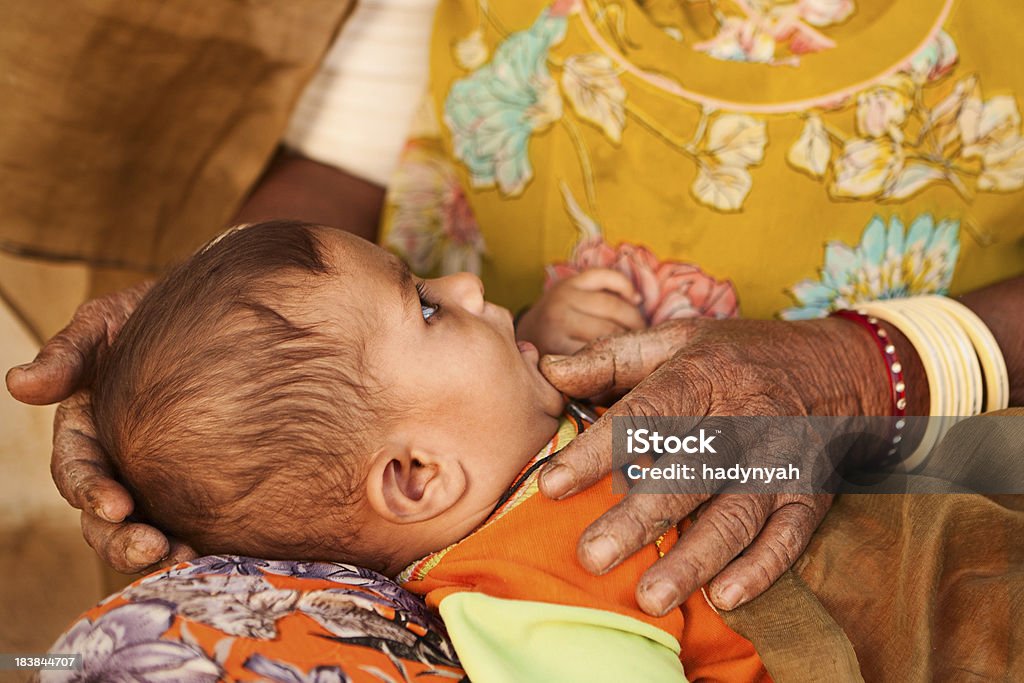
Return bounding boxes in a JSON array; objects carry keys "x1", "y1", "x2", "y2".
[
  {"x1": 43, "y1": 602, "x2": 220, "y2": 682},
  {"x1": 783, "y1": 214, "x2": 960, "y2": 319},
  {"x1": 444, "y1": 9, "x2": 568, "y2": 196},
  {"x1": 244, "y1": 654, "x2": 349, "y2": 683}
]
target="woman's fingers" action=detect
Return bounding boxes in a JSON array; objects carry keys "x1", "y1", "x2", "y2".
[
  {"x1": 81, "y1": 513, "x2": 171, "y2": 574},
  {"x1": 6, "y1": 280, "x2": 152, "y2": 405},
  {"x1": 160, "y1": 540, "x2": 201, "y2": 571},
  {"x1": 539, "y1": 359, "x2": 711, "y2": 499},
  {"x1": 6, "y1": 321, "x2": 98, "y2": 406},
  {"x1": 636, "y1": 494, "x2": 771, "y2": 616},
  {"x1": 576, "y1": 490, "x2": 708, "y2": 576},
  {"x1": 51, "y1": 392, "x2": 133, "y2": 522},
  {"x1": 540, "y1": 319, "x2": 699, "y2": 398},
  {"x1": 706, "y1": 496, "x2": 831, "y2": 611}
]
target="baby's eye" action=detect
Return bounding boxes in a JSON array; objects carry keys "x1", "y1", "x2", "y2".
[{"x1": 416, "y1": 282, "x2": 441, "y2": 322}]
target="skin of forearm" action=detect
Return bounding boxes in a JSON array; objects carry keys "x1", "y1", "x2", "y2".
[
  {"x1": 232, "y1": 148, "x2": 386, "y2": 242},
  {"x1": 958, "y1": 275, "x2": 1024, "y2": 406}
]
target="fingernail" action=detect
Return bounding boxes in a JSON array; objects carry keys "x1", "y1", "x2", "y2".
[
  {"x1": 641, "y1": 581, "x2": 680, "y2": 616},
  {"x1": 126, "y1": 544, "x2": 155, "y2": 567},
  {"x1": 7, "y1": 363, "x2": 30, "y2": 380},
  {"x1": 716, "y1": 583, "x2": 746, "y2": 610},
  {"x1": 584, "y1": 536, "x2": 621, "y2": 572},
  {"x1": 540, "y1": 463, "x2": 575, "y2": 498},
  {"x1": 93, "y1": 505, "x2": 115, "y2": 524}
]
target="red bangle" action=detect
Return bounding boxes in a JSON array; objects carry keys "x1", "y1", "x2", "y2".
[
  {"x1": 831, "y1": 309, "x2": 908, "y2": 461},
  {"x1": 831, "y1": 309, "x2": 907, "y2": 416}
]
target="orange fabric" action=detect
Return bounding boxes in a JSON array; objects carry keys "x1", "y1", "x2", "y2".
[
  {"x1": 54, "y1": 558, "x2": 464, "y2": 681},
  {"x1": 402, "y1": 436, "x2": 770, "y2": 681}
]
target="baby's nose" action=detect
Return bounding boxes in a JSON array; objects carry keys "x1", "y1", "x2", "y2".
[{"x1": 439, "y1": 272, "x2": 485, "y2": 313}]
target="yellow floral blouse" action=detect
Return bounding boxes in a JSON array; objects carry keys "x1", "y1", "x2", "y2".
[{"x1": 381, "y1": 0, "x2": 1024, "y2": 319}]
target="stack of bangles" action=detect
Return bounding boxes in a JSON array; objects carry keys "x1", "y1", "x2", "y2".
[{"x1": 831, "y1": 295, "x2": 1010, "y2": 470}]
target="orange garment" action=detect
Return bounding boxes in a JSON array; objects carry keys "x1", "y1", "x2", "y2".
[{"x1": 400, "y1": 414, "x2": 770, "y2": 682}]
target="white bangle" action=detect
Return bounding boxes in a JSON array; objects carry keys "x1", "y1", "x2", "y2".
[
  {"x1": 922, "y1": 295, "x2": 1009, "y2": 412},
  {"x1": 856, "y1": 294, "x2": 1008, "y2": 469},
  {"x1": 888, "y1": 298, "x2": 976, "y2": 417},
  {"x1": 912, "y1": 297, "x2": 983, "y2": 416}
]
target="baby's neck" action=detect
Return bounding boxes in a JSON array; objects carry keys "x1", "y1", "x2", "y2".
[{"x1": 367, "y1": 418, "x2": 568, "y2": 577}]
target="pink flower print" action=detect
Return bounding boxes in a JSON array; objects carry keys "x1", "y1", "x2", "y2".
[
  {"x1": 693, "y1": 0, "x2": 853, "y2": 66},
  {"x1": 387, "y1": 142, "x2": 486, "y2": 275},
  {"x1": 904, "y1": 30, "x2": 959, "y2": 84},
  {"x1": 651, "y1": 262, "x2": 740, "y2": 324},
  {"x1": 797, "y1": 0, "x2": 855, "y2": 27},
  {"x1": 546, "y1": 238, "x2": 739, "y2": 324}
]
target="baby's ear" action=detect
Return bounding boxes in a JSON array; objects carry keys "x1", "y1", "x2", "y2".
[{"x1": 365, "y1": 443, "x2": 466, "y2": 524}]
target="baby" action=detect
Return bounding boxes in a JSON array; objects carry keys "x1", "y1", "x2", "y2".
[{"x1": 93, "y1": 220, "x2": 766, "y2": 682}]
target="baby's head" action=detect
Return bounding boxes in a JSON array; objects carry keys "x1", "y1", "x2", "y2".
[{"x1": 94, "y1": 221, "x2": 564, "y2": 574}]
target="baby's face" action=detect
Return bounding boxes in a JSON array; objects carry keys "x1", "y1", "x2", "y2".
[{"x1": 312, "y1": 229, "x2": 565, "y2": 507}]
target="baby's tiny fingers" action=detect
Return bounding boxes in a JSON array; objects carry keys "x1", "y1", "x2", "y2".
[
  {"x1": 569, "y1": 269, "x2": 640, "y2": 302},
  {"x1": 570, "y1": 291, "x2": 647, "y2": 331},
  {"x1": 568, "y1": 314, "x2": 629, "y2": 345}
]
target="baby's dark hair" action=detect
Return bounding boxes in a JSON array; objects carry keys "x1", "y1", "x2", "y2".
[{"x1": 94, "y1": 220, "x2": 377, "y2": 559}]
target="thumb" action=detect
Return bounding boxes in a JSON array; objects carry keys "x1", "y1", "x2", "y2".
[
  {"x1": 540, "y1": 320, "x2": 697, "y2": 398},
  {"x1": 6, "y1": 280, "x2": 151, "y2": 405},
  {"x1": 7, "y1": 328, "x2": 97, "y2": 405}
]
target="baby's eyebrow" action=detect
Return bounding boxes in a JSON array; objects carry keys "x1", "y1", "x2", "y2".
[{"x1": 390, "y1": 257, "x2": 415, "y2": 305}]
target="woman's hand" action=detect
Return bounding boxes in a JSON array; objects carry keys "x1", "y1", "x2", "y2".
[
  {"x1": 7, "y1": 282, "x2": 152, "y2": 405},
  {"x1": 6, "y1": 281, "x2": 197, "y2": 572},
  {"x1": 516, "y1": 269, "x2": 647, "y2": 356},
  {"x1": 538, "y1": 317, "x2": 893, "y2": 615}
]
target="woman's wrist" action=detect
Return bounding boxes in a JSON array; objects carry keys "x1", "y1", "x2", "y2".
[
  {"x1": 232, "y1": 148, "x2": 385, "y2": 241},
  {"x1": 957, "y1": 277, "x2": 1024, "y2": 407},
  {"x1": 801, "y1": 316, "x2": 928, "y2": 416},
  {"x1": 872, "y1": 318, "x2": 929, "y2": 416}
]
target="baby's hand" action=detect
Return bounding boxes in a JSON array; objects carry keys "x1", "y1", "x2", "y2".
[{"x1": 516, "y1": 269, "x2": 647, "y2": 356}]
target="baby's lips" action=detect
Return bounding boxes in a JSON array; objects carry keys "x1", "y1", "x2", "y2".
[{"x1": 518, "y1": 340, "x2": 545, "y2": 369}]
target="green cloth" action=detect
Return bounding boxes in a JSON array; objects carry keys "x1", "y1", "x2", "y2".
[{"x1": 440, "y1": 591, "x2": 687, "y2": 683}]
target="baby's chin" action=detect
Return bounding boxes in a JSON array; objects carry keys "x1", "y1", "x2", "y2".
[
  {"x1": 518, "y1": 341, "x2": 567, "y2": 416},
  {"x1": 539, "y1": 386, "x2": 568, "y2": 419}
]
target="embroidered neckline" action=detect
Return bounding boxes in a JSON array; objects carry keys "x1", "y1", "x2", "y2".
[{"x1": 575, "y1": 0, "x2": 952, "y2": 113}]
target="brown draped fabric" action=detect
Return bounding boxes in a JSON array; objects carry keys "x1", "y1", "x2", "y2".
[
  {"x1": 724, "y1": 409, "x2": 1024, "y2": 682},
  {"x1": 0, "y1": 0, "x2": 355, "y2": 272}
]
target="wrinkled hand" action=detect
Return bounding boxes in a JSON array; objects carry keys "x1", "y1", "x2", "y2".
[
  {"x1": 538, "y1": 317, "x2": 888, "y2": 615},
  {"x1": 6, "y1": 281, "x2": 197, "y2": 573},
  {"x1": 516, "y1": 269, "x2": 647, "y2": 356}
]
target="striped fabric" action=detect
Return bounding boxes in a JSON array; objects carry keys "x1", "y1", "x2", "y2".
[{"x1": 283, "y1": 0, "x2": 439, "y2": 186}]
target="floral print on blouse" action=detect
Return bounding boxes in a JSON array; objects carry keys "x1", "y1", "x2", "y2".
[
  {"x1": 44, "y1": 556, "x2": 465, "y2": 683},
  {"x1": 382, "y1": 0, "x2": 1024, "y2": 319}
]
